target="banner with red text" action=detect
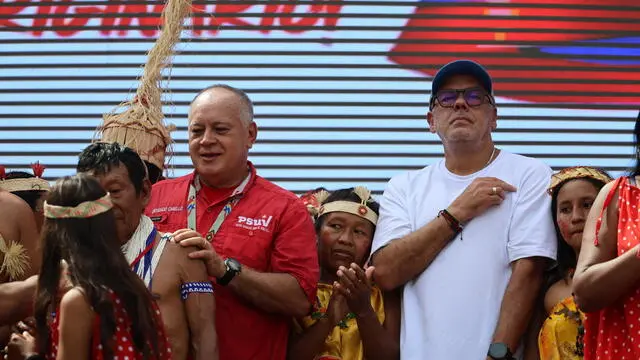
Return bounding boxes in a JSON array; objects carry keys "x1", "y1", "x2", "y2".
[{"x1": 1, "y1": 0, "x2": 638, "y2": 193}]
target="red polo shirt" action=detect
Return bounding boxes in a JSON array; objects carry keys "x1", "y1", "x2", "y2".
[{"x1": 145, "y1": 163, "x2": 319, "y2": 360}]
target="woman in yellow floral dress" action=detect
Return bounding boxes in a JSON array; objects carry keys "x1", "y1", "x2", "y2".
[
  {"x1": 289, "y1": 187, "x2": 400, "y2": 360},
  {"x1": 526, "y1": 167, "x2": 611, "y2": 360}
]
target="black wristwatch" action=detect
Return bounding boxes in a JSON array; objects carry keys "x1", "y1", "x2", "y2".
[
  {"x1": 488, "y1": 342, "x2": 515, "y2": 360},
  {"x1": 217, "y1": 258, "x2": 242, "y2": 286}
]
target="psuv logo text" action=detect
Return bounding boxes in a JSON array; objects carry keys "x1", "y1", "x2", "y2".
[{"x1": 236, "y1": 215, "x2": 274, "y2": 232}]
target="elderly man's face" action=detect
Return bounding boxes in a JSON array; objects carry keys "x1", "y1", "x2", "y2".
[
  {"x1": 188, "y1": 88, "x2": 257, "y2": 188},
  {"x1": 427, "y1": 74, "x2": 497, "y2": 147},
  {"x1": 89, "y1": 163, "x2": 150, "y2": 244}
]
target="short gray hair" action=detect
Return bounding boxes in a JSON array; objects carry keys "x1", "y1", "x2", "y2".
[{"x1": 191, "y1": 84, "x2": 254, "y2": 126}]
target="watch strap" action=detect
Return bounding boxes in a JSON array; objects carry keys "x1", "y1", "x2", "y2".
[{"x1": 217, "y1": 260, "x2": 238, "y2": 286}]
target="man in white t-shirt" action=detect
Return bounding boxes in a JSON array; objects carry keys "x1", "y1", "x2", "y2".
[{"x1": 370, "y1": 60, "x2": 556, "y2": 360}]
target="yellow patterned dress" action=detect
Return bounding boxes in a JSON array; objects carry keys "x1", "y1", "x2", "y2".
[
  {"x1": 538, "y1": 296, "x2": 584, "y2": 360},
  {"x1": 295, "y1": 283, "x2": 386, "y2": 360}
]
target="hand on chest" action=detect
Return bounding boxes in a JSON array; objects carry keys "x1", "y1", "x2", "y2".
[
  {"x1": 209, "y1": 212, "x2": 278, "y2": 271},
  {"x1": 413, "y1": 184, "x2": 513, "y2": 232}
]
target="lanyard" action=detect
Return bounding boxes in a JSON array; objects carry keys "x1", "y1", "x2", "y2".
[{"x1": 187, "y1": 172, "x2": 251, "y2": 242}]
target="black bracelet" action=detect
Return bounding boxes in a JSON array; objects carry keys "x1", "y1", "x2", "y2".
[{"x1": 438, "y1": 209, "x2": 463, "y2": 234}]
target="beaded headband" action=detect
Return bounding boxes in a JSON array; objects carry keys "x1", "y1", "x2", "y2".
[
  {"x1": 44, "y1": 194, "x2": 113, "y2": 219},
  {"x1": 548, "y1": 166, "x2": 613, "y2": 195},
  {"x1": 314, "y1": 186, "x2": 378, "y2": 225},
  {"x1": 0, "y1": 163, "x2": 50, "y2": 193}
]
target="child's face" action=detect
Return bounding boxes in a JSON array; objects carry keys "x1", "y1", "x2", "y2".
[
  {"x1": 318, "y1": 212, "x2": 375, "y2": 272},
  {"x1": 555, "y1": 178, "x2": 600, "y2": 252}
]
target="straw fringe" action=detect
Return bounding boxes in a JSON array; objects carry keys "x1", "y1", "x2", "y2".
[
  {"x1": 96, "y1": 0, "x2": 192, "y2": 171},
  {"x1": 0, "y1": 235, "x2": 29, "y2": 281}
]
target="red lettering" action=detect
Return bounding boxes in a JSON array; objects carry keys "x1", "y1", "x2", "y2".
[
  {"x1": 0, "y1": 0, "x2": 344, "y2": 38},
  {"x1": 32, "y1": 1, "x2": 54, "y2": 36},
  {"x1": 209, "y1": 4, "x2": 253, "y2": 35},
  {"x1": 259, "y1": 4, "x2": 282, "y2": 33},
  {"x1": 52, "y1": 0, "x2": 101, "y2": 37},
  {"x1": 51, "y1": 3, "x2": 72, "y2": 36},
  {"x1": 321, "y1": 4, "x2": 344, "y2": 28},
  {"x1": 116, "y1": 4, "x2": 162, "y2": 37},
  {"x1": 191, "y1": 3, "x2": 206, "y2": 36},
  {"x1": 265, "y1": 2, "x2": 345, "y2": 34},
  {"x1": 279, "y1": 4, "x2": 318, "y2": 33},
  {"x1": 99, "y1": 2, "x2": 121, "y2": 36},
  {"x1": 0, "y1": 0, "x2": 28, "y2": 29}
]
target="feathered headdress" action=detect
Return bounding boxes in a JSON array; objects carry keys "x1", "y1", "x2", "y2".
[
  {"x1": 0, "y1": 162, "x2": 50, "y2": 192},
  {"x1": 315, "y1": 186, "x2": 378, "y2": 225}
]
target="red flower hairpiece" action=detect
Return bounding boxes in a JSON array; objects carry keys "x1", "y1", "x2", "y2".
[{"x1": 31, "y1": 162, "x2": 45, "y2": 178}]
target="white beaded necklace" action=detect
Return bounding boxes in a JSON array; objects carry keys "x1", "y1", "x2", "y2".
[{"x1": 121, "y1": 215, "x2": 166, "y2": 288}]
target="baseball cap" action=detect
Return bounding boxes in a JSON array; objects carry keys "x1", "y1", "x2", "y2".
[{"x1": 431, "y1": 60, "x2": 493, "y2": 96}]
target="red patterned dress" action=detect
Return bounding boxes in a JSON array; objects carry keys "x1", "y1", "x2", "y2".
[
  {"x1": 584, "y1": 176, "x2": 640, "y2": 360},
  {"x1": 46, "y1": 290, "x2": 171, "y2": 360}
]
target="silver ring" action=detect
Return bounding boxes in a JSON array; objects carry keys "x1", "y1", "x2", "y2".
[{"x1": 492, "y1": 187, "x2": 497, "y2": 195}]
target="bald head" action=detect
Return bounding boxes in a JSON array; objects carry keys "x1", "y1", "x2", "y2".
[{"x1": 189, "y1": 84, "x2": 254, "y2": 127}]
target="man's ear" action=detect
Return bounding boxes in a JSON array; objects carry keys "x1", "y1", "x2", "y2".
[
  {"x1": 140, "y1": 178, "x2": 152, "y2": 208},
  {"x1": 247, "y1": 121, "x2": 258, "y2": 149},
  {"x1": 427, "y1": 111, "x2": 437, "y2": 134},
  {"x1": 490, "y1": 107, "x2": 498, "y2": 131}
]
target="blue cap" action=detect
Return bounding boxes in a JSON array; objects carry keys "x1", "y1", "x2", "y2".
[{"x1": 431, "y1": 60, "x2": 493, "y2": 96}]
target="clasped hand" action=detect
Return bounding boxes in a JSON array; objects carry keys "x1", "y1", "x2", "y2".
[{"x1": 327, "y1": 263, "x2": 375, "y2": 325}]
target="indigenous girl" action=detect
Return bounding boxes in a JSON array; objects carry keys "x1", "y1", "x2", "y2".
[
  {"x1": 526, "y1": 167, "x2": 611, "y2": 360},
  {"x1": 573, "y1": 111, "x2": 640, "y2": 360},
  {"x1": 32, "y1": 174, "x2": 171, "y2": 360},
  {"x1": 288, "y1": 187, "x2": 400, "y2": 360}
]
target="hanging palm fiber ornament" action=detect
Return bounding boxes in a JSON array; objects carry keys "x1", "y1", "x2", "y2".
[{"x1": 94, "y1": 0, "x2": 193, "y2": 179}]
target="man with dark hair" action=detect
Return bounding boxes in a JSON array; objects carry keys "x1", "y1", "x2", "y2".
[
  {"x1": 146, "y1": 85, "x2": 319, "y2": 360},
  {"x1": 370, "y1": 60, "x2": 556, "y2": 360},
  {"x1": 77, "y1": 142, "x2": 219, "y2": 360}
]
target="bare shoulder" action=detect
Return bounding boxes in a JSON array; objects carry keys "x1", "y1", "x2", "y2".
[
  {"x1": 161, "y1": 239, "x2": 208, "y2": 279},
  {"x1": 595, "y1": 179, "x2": 620, "y2": 216},
  {"x1": 544, "y1": 280, "x2": 572, "y2": 314},
  {"x1": 601, "y1": 179, "x2": 618, "y2": 194},
  {"x1": 60, "y1": 287, "x2": 93, "y2": 317},
  {"x1": 0, "y1": 191, "x2": 32, "y2": 214},
  {"x1": 162, "y1": 238, "x2": 198, "y2": 259}
]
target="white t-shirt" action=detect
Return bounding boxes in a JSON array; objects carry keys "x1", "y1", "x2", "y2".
[{"x1": 371, "y1": 150, "x2": 557, "y2": 360}]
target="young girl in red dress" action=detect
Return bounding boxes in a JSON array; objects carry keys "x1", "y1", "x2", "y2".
[{"x1": 32, "y1": 174, "x2": 171, "y2": 360}]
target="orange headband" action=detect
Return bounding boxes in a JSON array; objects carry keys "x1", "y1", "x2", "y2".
[{"x1": 44, "y1": 194, "x2": 113, "y2": 219}]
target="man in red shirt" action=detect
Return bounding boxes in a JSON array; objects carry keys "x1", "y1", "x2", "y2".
[{"x1": 146, "y1": 84, "x2": 319, "y2": 360}]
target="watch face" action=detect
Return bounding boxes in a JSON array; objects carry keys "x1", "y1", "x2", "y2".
[
  {"x1": 226, "y1": 258, "x2": 242, "y2": 273},
  {"x1": 489, "y1": 343, "x2": 508, "y2": 358}
]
